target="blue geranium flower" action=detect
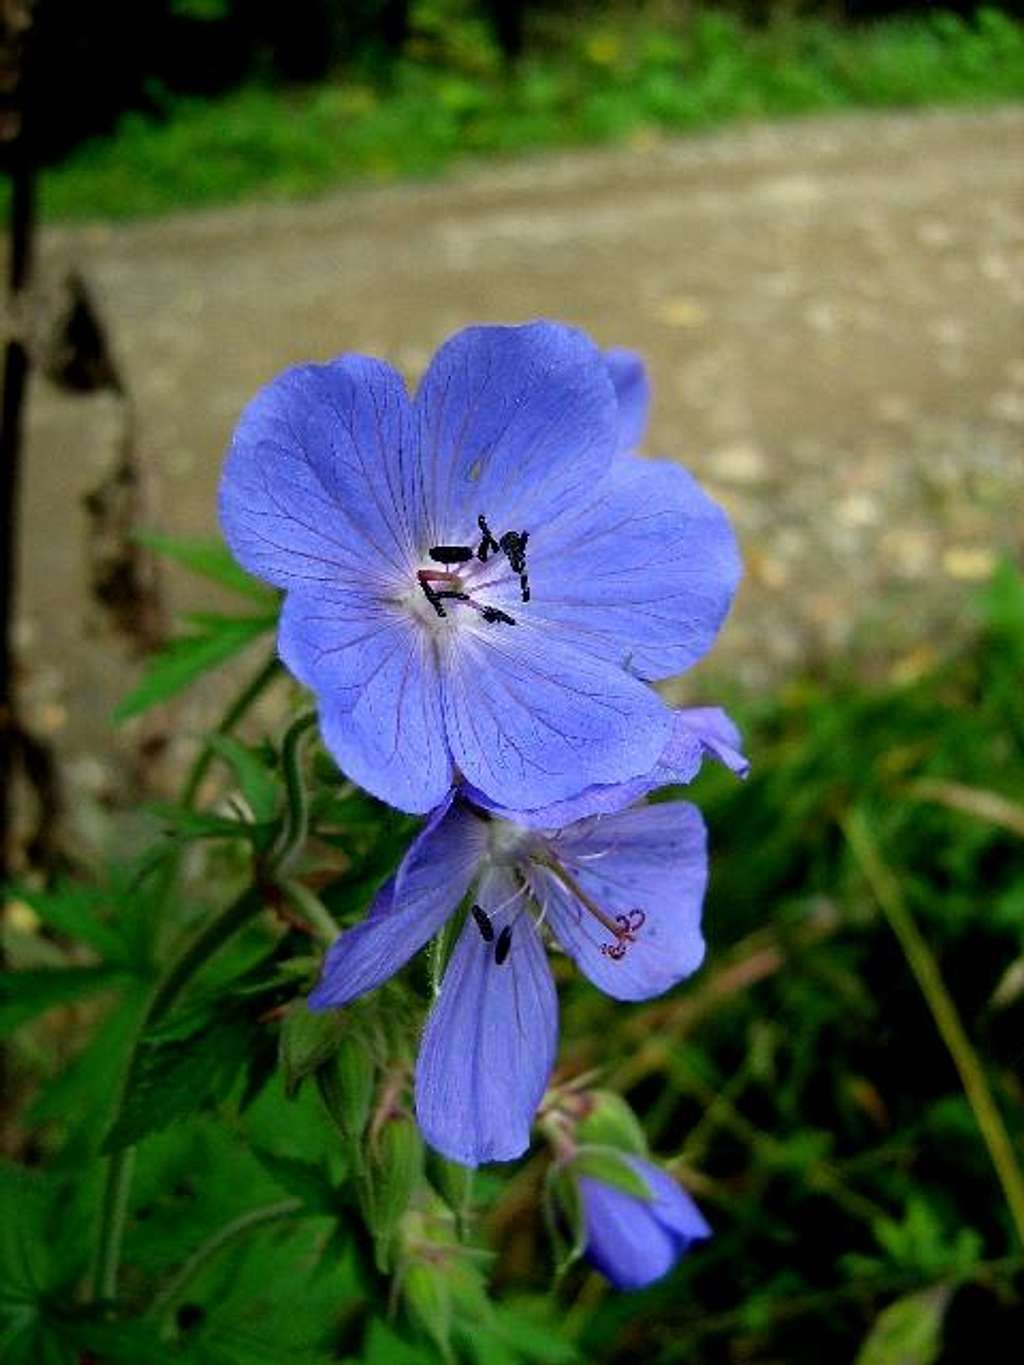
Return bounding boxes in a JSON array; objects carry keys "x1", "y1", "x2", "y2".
[
  {"x1": 308, "y1": 708, "x2": 747, "y2": 1165},
  {"x1": 219, "y1": 322, "x2": 740, "y2": 814},
  {"x1": 580, "y1": 1155, "x2": 711, "y2": 1291}
]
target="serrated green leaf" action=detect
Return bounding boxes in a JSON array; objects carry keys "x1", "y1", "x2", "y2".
[
  {"x1": 7, "y1": 881, "x2": 128, "y2": 963},
  {"x1": 854, "y1": 1285, "x2": 952, "y2": 1365},
  {"x1": 0, "y1": 966, "x2": 127, "y2": 1037},
  {"x1": 135, "y1": 530, "x2": 276, "y2": 603},
  {"x1": 248, "y1": 1145, "x2": 339, "y2": 1212},
  {"x1": 114, "y1": 613, "x2": 276, "y2": 722},
  {"x1": 103, "y1": 1009, "x2": 253, "y2": 1152}
]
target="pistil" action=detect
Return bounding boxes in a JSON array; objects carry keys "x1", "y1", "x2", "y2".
[{"x1": 540, "y1": 852, "x2": 646, "y2": 960}]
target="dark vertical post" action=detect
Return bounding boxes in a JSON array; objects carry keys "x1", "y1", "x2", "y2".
[{"x1": 0, "y1": 0, "x2": 36, "y2": 879}]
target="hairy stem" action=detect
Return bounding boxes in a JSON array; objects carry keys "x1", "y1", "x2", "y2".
[
  {"x1": 844, "y1": 808, "x2": 1024, "y2": 1248},
  {"x1": 93, "y1": 885, "x2": 266, "y2": 1303},
  {"x1": 269, "y1": 711, "x2": 318, "y2": 873},
  {"x1": 148, "y1": 1198, "x2": 302, "y2": 1322}
]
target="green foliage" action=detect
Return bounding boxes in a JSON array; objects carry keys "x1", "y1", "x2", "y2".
[
  {"x1": 19, "y1": 8, "x2": 1024, "y2": 222},
  {"x1": 854, "y1": 1285, "x2": 951, "y2": 1365},
  {"x1": 4, "y1": 563, "x2": 1024, "y2": 1359},
  {"x1": 113, "y1": 611, "x2": 277, "y2": 721},
  {"x1": 133, "y1": 531, "x2": 276, "y2": 604}
]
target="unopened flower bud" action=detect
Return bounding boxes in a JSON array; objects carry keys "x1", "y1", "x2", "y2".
[
  {"x1": 364, "y1": 1114, "x2": 424, "y2": 1272},
  {"x1": 315, "y1": 1033, "x2": 376, "y2": 1149},
  {"x1": 560, "y1": 1148, "x2": 711, "y2": 1291},
  {"x1": 279, "y1": 1003, "x2": 345, "y2": 1098}
]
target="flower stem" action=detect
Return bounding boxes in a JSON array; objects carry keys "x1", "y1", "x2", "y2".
[
  {"x1": 93, "y1": 884, "x2": 266, "y2": 1303},
  {"x1": 269, "y1": 711, "x2": 318, "y2": 874},
  {"x1": 180, "y1": 654, "x2": 283, "y2": 808},
  {"x1": 844, "y1": 808, "x2": 1024, "y2": 1248},
  {"x1": 147, "y1": 1198, "x2": 302, "y2": 1323}
]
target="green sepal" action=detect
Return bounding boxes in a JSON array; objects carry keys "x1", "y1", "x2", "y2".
[
  {"x1": 402, "y1": 1259, "x2": 454, "y2": 1363},
  {"x1": 279, "y1": 1003, "x2": 346, "y2": 1098},
  {"x1": 543, "y1": 1163, "x2": 586, "y2": 1279},
  {"x1": 316, "y1": 1032, "x2": 376, "y2": 1147},
  {"x1": 576, "y1": 1090, "x2": 649, "y2": 1156},
  {"x1": 364, "y1": 1115, "x2": 424, "y2": 1272},
  {"x1": 571, "y1": 1145, "x2": 652, "y2": 1201},
  {"x1": 429, "y1": 1154, "x2": 476, "y2": 1233}
]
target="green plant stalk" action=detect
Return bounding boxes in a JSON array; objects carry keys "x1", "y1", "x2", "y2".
[
  {"x1": 844, "y1": 808, "x2": 1024, "y2": 1248},
  {"x1": 269, "y1": 710, "x2": 318, "y2": 874},
  {"x1": 148, "y1": 1197, "x2": 302, "y2": 1322},
  {"x1": 180, "y1": 653, "x2": 282, "y2": 808},
  {"x1": 92, "y1": 883, "x2": 266, "y2": 1303},
  {"x1": 280, "y1": 876, "x2": 339, "y2": 944}
]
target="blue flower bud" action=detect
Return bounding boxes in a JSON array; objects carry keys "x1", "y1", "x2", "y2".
[{"x1": 577, "y1": 1154, "x2": 710, "y2": 1292}]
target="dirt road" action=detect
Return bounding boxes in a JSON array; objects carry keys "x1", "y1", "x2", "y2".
[{"x1": 19, "y1": 105, "x2": 1024, "y2": 804}]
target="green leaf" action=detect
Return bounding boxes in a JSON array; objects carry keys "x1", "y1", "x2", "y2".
[
  {"x1": 114, "y1": 612, "x2": 277, "y2": 722},
  {"x1": 248, "y1": 1145, "x2": 339, "y2": 1213},
  {"x1": 103, "y1": 1006, "x2": 255, "y2": 1152},
  {"x1": 0, "y1": 1163, "x2": 52, "y2": 1309},
  {"x1": 135, "y1": 530, "x2": 276, "y2": 603},
  {"x1": 206, "y1": 734, "x2": 280, "y2": 824},
  {"x1": 361, "y1": 1319, "x2": 437, "y2": 1365},
  {"x1": 7, "y1": 881, "x2": 128, "y2": 963},
  {"x1": 0, "y1": 966, "x2": 127, "y2": 1037},
  {"x1": 854, "y1": 1286, "x2": 952, "y2": 1365},
  {"x1": 148, "y1": 801, "x2": 271, "y2": 846}
]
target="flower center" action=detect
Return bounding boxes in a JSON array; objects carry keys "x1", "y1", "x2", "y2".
[{"x1": 415, "y1": 513, "x2": 529, "y2": 626}]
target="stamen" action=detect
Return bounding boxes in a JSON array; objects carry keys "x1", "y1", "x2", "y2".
[
  {"x1": 429, "y1": 544, "x2": 474, "y2": 565},
  {"x1": 494, "y1": 924, "x2": 513, "y2": 966},
  {"x1": 471, "y1": 903, "x2": 495, "y2": 942},
  {"x1": 477, "y1": 514, "x2": 500, "y2": 561},
  {"x1": 499, "y1": 529, "x2": 529, "y2": 573},
  {"x1": 478, "y1": 604, "x2": 516, "y2": 626}
]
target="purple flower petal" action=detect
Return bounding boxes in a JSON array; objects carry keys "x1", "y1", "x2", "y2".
[
  {"x1": 580, "y1": 1177, "x2": 679, "y2": 1290},
  {"x1": 415, "y1": 868, "x2": 558, "y2": 1165},
  {"x1": 673, "y1": 706, "x2": 749, "y2": 778},
  {"x1": 581, "y1": 1155, "x2": 710, "y2": 1291},
  {"x1": 634, "y1": 1157, "x2": 713, "y2": 1247},
  {"x1": 279, "y1": 589, "x2": 453, "y2": 813},
  {"x1": 442, "y1": 624, "x2": 671, "y2": 811},
  {"x1": 464, "y1": 705, "x2": 748, "y2": 827},
  {"x1": 308, "y1": 800, "x2": 487, "y2": 1010},
  {"x1": 536, "y1": 801, "x2": 708, "y2": 1001},
  {"x1": 414, "y1": 322, "x2": 618, "y2": 542},
  {"x1": 527, "y1": 455, "x2": 741, "y2": 682},
  {"x1": 604, "y1": 348, "x2": 651, "y2": 454},
  {"x1": 219, "y1": 356, "x2": 421, "y2": 589}
]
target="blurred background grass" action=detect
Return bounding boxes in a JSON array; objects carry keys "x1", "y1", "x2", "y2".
[{"x1": 15, "y1": 2, "x2": 1024, "y2": 221}]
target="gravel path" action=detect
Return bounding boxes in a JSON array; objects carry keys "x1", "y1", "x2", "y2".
[{"x1": 18, "y1": 105, "x2": 1024, "y2": 804}]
